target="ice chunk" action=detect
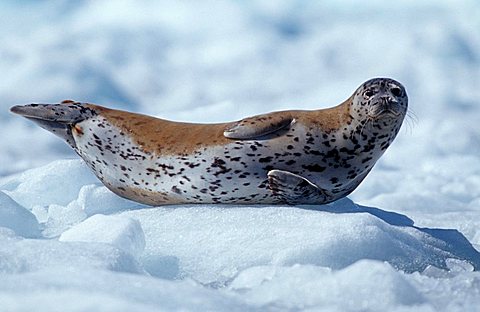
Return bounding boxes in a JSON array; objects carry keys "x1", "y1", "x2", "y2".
[
  {"x1": 0, "y1": 191, "x2": 40, "y2": 238},
  {"x1": 59, "y1": 214, "x2": 145, "y2": 257},
  {"x1": 43, "y1": 203, "x2": 87, "y2": 238},
  {"x1": 445, "y1": 258, "x2": 474, "y2": 273}
]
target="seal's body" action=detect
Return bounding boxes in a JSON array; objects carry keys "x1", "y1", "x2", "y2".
[{"x1": 11, "y1": 78, "x2": 408, "y2": 206}]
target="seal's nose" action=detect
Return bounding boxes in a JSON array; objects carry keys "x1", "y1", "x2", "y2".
[
  {"x1": 376, "y1": 96, "x2": 401, "y2": 117},
  {"x1": 10, "y1": 104, "x2": 39, "y2": 116},
  {"x1": 10, "y1": 105, "x2": 23, "y2": 114},
  {"x1": 379, "y1": 95, "x2": 392, "y2": 105}
]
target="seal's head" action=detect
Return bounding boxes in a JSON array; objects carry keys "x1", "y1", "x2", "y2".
[{"x1": 351, "y1": 78, "x2": 408, "y2": 124}]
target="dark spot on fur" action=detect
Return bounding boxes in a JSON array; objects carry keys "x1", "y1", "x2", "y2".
[
  {"x1": 302, "y1": 164, "x2": 326, "y2": 172},
  {"x1": 259, "y1": 156, "x2": 273, "y2": 163}
]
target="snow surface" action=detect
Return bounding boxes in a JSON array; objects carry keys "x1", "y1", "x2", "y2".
[{"x1": 1, "y1": 0, "x2": 480, "y2": 311}]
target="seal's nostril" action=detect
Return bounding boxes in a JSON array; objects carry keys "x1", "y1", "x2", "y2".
[{"x1": 379, "y1": 96, "x2": 390, "y2": 105}]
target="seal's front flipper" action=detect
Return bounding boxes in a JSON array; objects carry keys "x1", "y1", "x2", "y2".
[
  {"x1": 224, "y1": 111, "x2": 294, "y2": 140},
  {"x1": 10, "y1": 101, "x2": 98, "y2": 148},
  {"x1": 267, "y1": 169, "x2": 328, "y2": 205}
]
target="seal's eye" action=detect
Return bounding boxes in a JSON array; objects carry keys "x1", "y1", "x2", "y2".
[
  {"x1": 390, "y1": 87, "x2": 402, "y2": 97},
  {"x1": 363, "y1": 89, "x2": 375, "y2": 98}
]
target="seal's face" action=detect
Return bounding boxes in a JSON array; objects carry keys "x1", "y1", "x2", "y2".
[{"x1": 352, "y1": 78, "x2": 408, "y2": 122}]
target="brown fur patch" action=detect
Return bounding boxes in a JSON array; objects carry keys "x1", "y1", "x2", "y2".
[
  {"x1": 84, "y1": 96, "x2": 353, "y2": 156},
  {"x1": 86, "y1": 104, "x2": 233, "y2": 155},
  {"x1": 299, "y1": 95, "x2": 353, "y2": 131}
]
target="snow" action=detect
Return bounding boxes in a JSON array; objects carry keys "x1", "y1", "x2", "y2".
[
  {"x1": 1, "y1": 161, "x2": 480, "y2": 311},
  {"x1": 0, "y1": 269, "x2": 248, "y2": 312},
  {"x1": 0, "y1": 232, "x2": 143, "y2": 275},
  {"x1": 1, "y1": 0, "x2": 480, "y2": 311},
  {"x1": 229, "y1": 261, "x2": 426, "y2": 311},
  {"x1": 123, "y1": 202, "x2": 480, "y2": 284}
]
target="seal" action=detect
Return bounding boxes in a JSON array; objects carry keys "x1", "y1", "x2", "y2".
[{"x1": 10, "y1": 77, "x2": 408, "y2": 206}]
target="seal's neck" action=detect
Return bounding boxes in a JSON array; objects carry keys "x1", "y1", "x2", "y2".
[{"x1": 347, "y1": 116, "x2": 404, "y2": 156}]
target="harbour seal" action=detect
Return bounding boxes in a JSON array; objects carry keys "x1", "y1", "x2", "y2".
[{"x1": 10, "y1": 77, "x2": 407, "y2": 205}]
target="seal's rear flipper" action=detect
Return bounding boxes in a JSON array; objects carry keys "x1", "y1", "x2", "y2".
[
  {"x1": 10, "y1": 102, "x2": 97, "y2": 148},
  {"x1": 267, "y1": 169, "x2": 328, "y2": 204}
]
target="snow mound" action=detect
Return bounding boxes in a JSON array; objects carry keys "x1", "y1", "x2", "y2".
[
  {"x1": 123, "y1": 199, "x2": 480, "y2": 285},
  {"x1": 59, "y1": 214, "x2": 146, "y2": 257}
]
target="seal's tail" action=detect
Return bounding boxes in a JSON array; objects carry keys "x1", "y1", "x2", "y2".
[{"x1": 10, "y1": 101, "x2": 97, "y2": 148}]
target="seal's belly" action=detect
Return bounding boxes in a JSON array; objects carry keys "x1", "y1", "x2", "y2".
[
  {"x1": 71, "y1": 117, "x2": 273, "y2": 204},
  {"x1": 72, "y1": 117, "x2": 374, "y2": 205}
]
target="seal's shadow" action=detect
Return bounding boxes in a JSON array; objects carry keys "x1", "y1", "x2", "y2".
[{"x1": 299, "y1": 198, "x2": 480, "y2": 271}]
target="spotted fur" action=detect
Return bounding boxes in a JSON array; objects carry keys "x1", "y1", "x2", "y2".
[{"x1": 11, "y1": 78, "x2": 408, "y2": 205}]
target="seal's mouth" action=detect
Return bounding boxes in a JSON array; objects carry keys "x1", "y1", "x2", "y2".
[
  {"x1": 368, "y1": 101, "x2": 403, "y2": 119},
  {"x1": 369, "y1": 109, "x2": 401, "y2": 119}
]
